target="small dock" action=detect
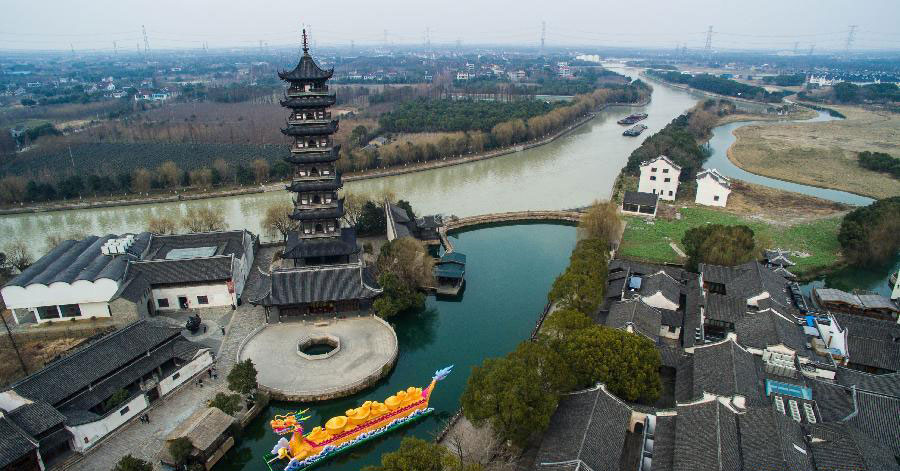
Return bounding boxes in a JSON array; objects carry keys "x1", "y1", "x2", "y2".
[{"x1": 433, "y1": 252, "x2": 466, "y2": 297}]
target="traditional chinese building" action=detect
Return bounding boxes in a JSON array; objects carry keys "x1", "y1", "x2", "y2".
[{"x1": 251, "y1": 31, "x2": 381, "y2": 321}]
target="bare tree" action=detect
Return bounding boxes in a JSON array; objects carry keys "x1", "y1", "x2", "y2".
[
  {"x1": 251, "y1": 159, "x2": 270, "y2": 184},
  {"x1": 342, "y1": 193, "x2": 367, "y2": 226},
  {"x1": 158, "y1": 161, "x2": 182, "y2": 188},
  {"x1": 147, "y1": 215, "x2": 178, "y2": 234},
  {"x1": 4, "y1": 241, "x2": 32, "y2": 272},
  {"x1": 262, "y1": 200, "x2": 296, "y2": 241},
  {"x1": 579, "y1": 199, "x2": 624, "y2": 247},
  {"x1": 0, "y1": 176, "x2": 27, "y2": 204},
  {"x1": 213, "y1": 158, "x2": 230, "y2": 183},
  {"x1": 132, "y1": 168, "x2": 152, "y2": 193},
  {"x1": 189, "y1": 168, "x2": 213, "y2": 188},
  {"x1": 376, "y1": 237, "x2": 435, "y2": 288},
  {"x1": 45, "y1": 231, "x2": 87, "y2": 251},
  {"x1": 181, "y1": 206, "x2": 226, "y2": 233}
]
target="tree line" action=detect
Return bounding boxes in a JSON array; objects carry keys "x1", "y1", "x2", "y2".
[
  {"x1": 801, "y1": 81, "x2": 900, "y2": 106},
  {"x1": 858, "y1": 151, "x2": 900, "y2": 178},
  {"x1": 649, "y1": 70, "x2": 787, "y2": 103},
  {"x1": 838, "y1": 196, "x2": 900, "y2": 265}
]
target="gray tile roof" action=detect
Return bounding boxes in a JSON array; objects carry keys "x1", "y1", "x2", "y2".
[
  {"x1": 734, "y1": 310, "x2": 809, "y2": 357},
  {"x1": 0, "y1": 416, "x2": 35, "y2": 468},
  {"x1": 682, "y1": 276, "x2": 702, "y2": 348},
  {"x1": 843, "y1": 388, "x2": 900, "y2": 458},
  {"x1": 606, "y1": 299, "x2": 661, "y2": 342},
  {"x1": 691, "y1": 339, "x2": 766, "y2": 406},
  {"x1": 283, "y1": 227, "x2": 360, "y2": 260},
  {"x1": 609, "y1": 259, "x2": 687, "y2": 281},
  {"x1": 673, "y1": 400, "x2": 740, "y2": 471},
  {"x1": 650, "y1": 415, "x2": 676, "y2": 471},
  {"x1": 696, "y1": 168, "x2": 731, "y2": 188},
  {"x1": 640, "y1": 272, "x2": 682, "y2": 305},
  {"x1": 9, "y1": 321, "x2": 183, "y2": 406},
  {"x1": 641, "y1": 154, "x2": 682, "y2": 171},
  {"x1": 623, "y1": 191, "x2": 658, "y2": 207},
  {"x1": 674, "y1": 355, "x2": 695, "y2": 403},
  {"x1": 6, "y1": 401, "x2": 65, "y2": 438},
  {"x1": 832, "y1": 313, "x2": 900, "y2": 372},
  {"x1": 279, "y1": 49, "x2": 334, "y2": 81},
  {"x1": 4, "y1": 235, "x2": 132, "y2": 288},
  {"x1": 807, "y1": 423, "x2": 900, "y2": 471},
  {"x1": 130, "y1": 256, "x2": 233, "y2": 285},
  {"x1": 834, "y1": 368, "x2": 900, "y2": 397},
  {"x1": 739, "y1": 407, "x2": 813, "y2": 471},
  {"x1": 113, "y1": 271, "x2": 150, "y2": 303},
  {"x1": 252, "y1": 263, "x2": 381, "y2": 306},
  {"x1": 534, "y1": 385, "x2": 632, "y2": 471},
  {"x1": 703, "y1": 293, "x2": 748, "y2": 324},
  {"x1": 143, "y1": 230, "x2": 248, "y2": 261}
]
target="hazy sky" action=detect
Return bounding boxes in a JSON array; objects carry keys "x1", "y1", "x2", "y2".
[{"x1": 2, "y1": 0, "x2": 900, "y2": 52}]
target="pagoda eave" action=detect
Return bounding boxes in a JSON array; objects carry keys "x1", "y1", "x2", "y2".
[{"x1": 281, "y1": 120, "x2": 339, "y2": 137}]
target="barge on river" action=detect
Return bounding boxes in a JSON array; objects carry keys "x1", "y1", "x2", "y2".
[
  {"x1": 623, "y1": 124, "x2": 648, "y2": 137},
  {"x1": 266, "y1": 366, "x2": 453, "y2": 471},
  {"x1": 617, "y1": 113, "x2": 648, "y2": 125}
]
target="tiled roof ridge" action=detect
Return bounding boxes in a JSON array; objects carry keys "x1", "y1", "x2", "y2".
[
  {"x1": 131, "y1": 254, "x2": 233, "y2": 264},
  {"x1": 150, "y1": 229, "x2": 246, "y2": 238},
  {"x1": 272, "y1": 260, "x2": 363, "y2": 273},
  {"x1": 573, "y1": 386, "x2": 603, "y2": 464}
]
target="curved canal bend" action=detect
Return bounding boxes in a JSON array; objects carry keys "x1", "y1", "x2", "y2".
[{"x1": 215, "y1": 224, "x2": 578, "y2": 471}]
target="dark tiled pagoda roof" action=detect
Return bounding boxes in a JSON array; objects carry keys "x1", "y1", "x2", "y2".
[
  {"x1": 280, "y1": 120, "x2": 338, "y2": 137},
  {"x1": 279, "y1": 49, "x2": 334, "y2": 81},
  {"x1": 251, "y1": 263, "x2": 381, "y2": 306},
  {"x1": 606, "y1": 299, "x2": 661, "y2": 342},
  {"x1": 287, "y1": 173, "x2": 343, "y2": 192},
  {"x1": 290, "y1": 198, "x2": 345, "y2": 221},
  {"x1": 280, "y1": 94, "x2": 337, "y2": 108},
  {"x1": 283, "y1": 227, "x2": 360, "y2": 260},
  {"x1": 283, "y1": 147, "x2": 340, "y2": 164},
  {"x1": 9, "y1": 321, "x2": 183, "y2": 407},
  {"x1": 690, "y1": 338, "x2": 766, "y2": 406},
  {"x1": 130, "y1": 256, "x2": 233, "y2": 285},
  {"x1": 533, "y1": 384, "x2": 631, "y2": 471}
]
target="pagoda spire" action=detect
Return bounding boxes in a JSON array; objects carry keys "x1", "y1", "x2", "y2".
[{"x1": 302, "y1": 28, "x2": 309, "y2": 54}]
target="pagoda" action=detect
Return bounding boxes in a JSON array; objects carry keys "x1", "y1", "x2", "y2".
[
  {"x1": 250, "y1": 31, "x2": 381, "y2": 321},
  {"x1": 280, "y1": 29, "x2": 358, "y2": 267}
]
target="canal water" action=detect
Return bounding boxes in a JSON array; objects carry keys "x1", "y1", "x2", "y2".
[
  {"x1": 214, "y1": 223, "x2": 578, "y2": 471},
  {"x1": 703, "y1": 113, "x2": 875, "y2": 206},
  {"x1": 0, "y1": 66, "x2": 700, "y2": 256}
]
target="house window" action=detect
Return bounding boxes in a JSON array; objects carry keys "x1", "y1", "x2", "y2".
[
  {"x1": 120, "y1": 406, "x2": 130, "y2": 416},
  {"x1": 663, "y1": 168, "x2": 669, "y2": 173},
  {"x1": 172, "y1": 372, "x2": 180, "y2": 381},
  {"x1": 157, "y1": 298, "x2": 169, "y2": 308},
  {"x1": 197, "y1": 296, "x2": 209, "y2": 305},
  {"x1": 668, "y1": 191, "x2": 673, "y2": 196},
  {"x1": 651, "y1": 167, "x2": 657, "y2": 172},
  {"x1": 714, "y1": 195, "x2": 720, "y2": 201},
  {"x1": 664, "y1": 177, "x2": 671, "y2": 182},
  {"x1": 650, "y1": 176, "x2": 657, "y2": 181}
]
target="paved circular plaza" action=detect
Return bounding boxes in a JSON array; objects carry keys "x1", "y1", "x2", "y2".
[{"x1": 239, "y1": 316, "x2": 398, "y2": 401}]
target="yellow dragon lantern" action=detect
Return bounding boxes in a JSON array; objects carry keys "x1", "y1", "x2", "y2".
[{"x1": 266, "y1": 366, "x2": 453, "y2": 471}]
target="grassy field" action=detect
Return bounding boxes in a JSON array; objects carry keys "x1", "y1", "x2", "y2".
[
  {"x1": 728, "y1": 105, "x2": 900, "y2": 199},
  {"x1": 619, "y1": 206, "x2": 842, "y2": 275}
]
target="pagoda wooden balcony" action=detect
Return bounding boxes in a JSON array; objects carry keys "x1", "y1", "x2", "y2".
[
  {"x1": 287, "y1": 112, "x2": 332, "y2": 125},
  {"x1": 293, "y1": 198, "x2": 340, "y2": 210},
  {"x1": 291, "y1": 142, "x2": 333, "y2": 152},
  {"x1": 286, "y1": 86, "x2": 330, "y2": 98}
]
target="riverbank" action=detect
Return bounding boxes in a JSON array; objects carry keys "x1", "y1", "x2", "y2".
[
  {"x1": 639, "y1": 70, "x2": 782, "y2": 109},
  {"x1": 727, "y1": 104, "x2": 900, "y2": 200},
  {"x1": 0, "y1": 100, "x2": 649, "y2": 216}
]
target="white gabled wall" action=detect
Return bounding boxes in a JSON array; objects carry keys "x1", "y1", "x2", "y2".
[
  {"x1": 158, "y1": 350, "x2": 213, "y2": 396},
  {"x1": 638, "y1": 158, "x2": 681, "y2": 201},
  {"x1": 68, "y1": 394, "x2": 148, "y2": 452},
  {"x1": 153, "y1": 283, "x2": 234, "y2": 311},
  {"x1": 695, "y1": 174, "x2": 731, "y2": 207}
]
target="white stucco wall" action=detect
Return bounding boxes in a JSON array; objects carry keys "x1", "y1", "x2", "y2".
[
  {"x1": 638, "y1": 159, "x2": 681, "y2": 201},
  {"x1": 642, "y1": 292, "x2": 679, "y2": 311},
  {"x1": 232, "y1": 232, "x2": 255, "y2": 300},
  {"x1": 158, "y1": 350, "x2": 213, "y2": 396},
  {"x1": 153, "y1": 283, "x2": 234, "y2": 311},
  {"x1": 1, "y1": 277, "x2": 120, "y2": 315},
  {"x1": 68, "y1": 394, "x2": 148, "y2": 452},
  {"x1": 79, "y1": 302, "x2": 112, "y2": 318},
  {"x1": 695, "y1": 175, "x2": 731, "y2": 207}
]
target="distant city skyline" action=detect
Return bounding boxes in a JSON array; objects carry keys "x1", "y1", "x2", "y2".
[{"x1": 2, "y1": 0, "x2": 900, "y2": 52}]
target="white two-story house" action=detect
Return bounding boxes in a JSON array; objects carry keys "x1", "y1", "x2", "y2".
[{"x1": 638, "y1": 155, "x2": 682, "y2": 201}]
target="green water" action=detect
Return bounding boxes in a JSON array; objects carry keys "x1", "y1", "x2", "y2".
[{"x1": 214, "y1": 223, "x2": 577, "y2": 471}]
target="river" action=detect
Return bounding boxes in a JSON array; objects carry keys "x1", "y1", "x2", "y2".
[{"x1": 216, "y1": 224, "x2": 578, "y2": 471}]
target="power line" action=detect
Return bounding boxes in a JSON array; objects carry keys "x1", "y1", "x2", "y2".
[{"x1": 846, "y1": 25, "x2": 857, "y2": 52}]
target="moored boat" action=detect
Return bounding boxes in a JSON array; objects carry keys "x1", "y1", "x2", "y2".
[
  {"x1": 617, "y1": 113, "x2": 648, "y2": 125},
  {"x1": 623, "y1": 124, "x2": 648, "y2": 136},
  {"x1": 265, "y1": 366, "x2": 453, "y2": 471}
]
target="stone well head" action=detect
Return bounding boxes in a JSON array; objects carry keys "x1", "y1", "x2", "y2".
[{"x1": 297, "y1": 334, "x2": 341, "y2": 360}]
